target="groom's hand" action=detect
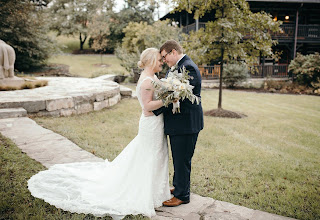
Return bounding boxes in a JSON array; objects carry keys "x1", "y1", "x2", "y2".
[{"x1": 143, "y1": 109, "x2": 154, "y2": 117}]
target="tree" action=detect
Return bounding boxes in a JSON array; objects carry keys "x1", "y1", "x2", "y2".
[
  {"x1": 116, "y1": 20, "x2": 181, "y2": 72},
  {"x1": 174, "y1": 0, "x2": 282, "y2": 115},
  {"x1": 106, "y1": 0, "x2": 156, "y2": 52},
  {"x1": 0, "y1": 0, "x2": 56, "y2": 71},
  {"x1": 87, "y1": 13, "x2": 111, "y2": 64},
  {"x1": 48, "y1": 0, "x2": 111, "y2": 50}
]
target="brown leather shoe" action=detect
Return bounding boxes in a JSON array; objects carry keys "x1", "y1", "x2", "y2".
[
  {"x1": 170, "y1": 188, "x2": 175, "y2": 194},
  {"x1": 162, "y1": 197, "x2": 190, "y2": 207}
]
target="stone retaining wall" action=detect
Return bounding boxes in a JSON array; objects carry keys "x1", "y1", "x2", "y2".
[{"x1": 0, "y1": 77, "x2": 124, "y2": 117}]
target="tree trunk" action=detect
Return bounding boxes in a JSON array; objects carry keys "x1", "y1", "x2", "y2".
[
  {"x1": 218, "y1": 3, "x2": 225, "y2": 109},
  {"x1": 218, "y1": 47, "x2": 224, "y2": 109},
  {"x1": 79, "y1": 33, "x2": 87, "y2": 50}
]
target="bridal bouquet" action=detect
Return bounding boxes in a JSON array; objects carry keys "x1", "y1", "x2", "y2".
[{"x1": 152, "y1": 65, "x2": 199, "y2": 114}]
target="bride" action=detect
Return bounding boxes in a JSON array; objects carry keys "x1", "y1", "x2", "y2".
[{"x1": 28, "y1": 48, "x2": 171, "y2": 219}]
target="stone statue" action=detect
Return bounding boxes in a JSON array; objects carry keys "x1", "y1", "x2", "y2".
[
  {"x1": 0, "y1": 39, "x2": 16, "y2": 79},
  {"x1": 0, "y1": 40, "x2": 24, "y2": 88}
]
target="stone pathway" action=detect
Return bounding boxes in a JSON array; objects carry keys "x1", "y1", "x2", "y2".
[
  {"x1": 0, "y1": 116, "x2": 295, "y2": 220},
  {"x1": 0, "y1": 117, "x2": 103, "y2": 167}
]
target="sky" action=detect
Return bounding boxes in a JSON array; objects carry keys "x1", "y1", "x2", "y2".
[{"x1": 114, "y1": 0, "x2": 175, "y2": 20}]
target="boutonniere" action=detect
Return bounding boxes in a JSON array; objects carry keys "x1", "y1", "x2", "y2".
[{"x1": 170, "y1": 64, "x2": 178, "y2": 72}]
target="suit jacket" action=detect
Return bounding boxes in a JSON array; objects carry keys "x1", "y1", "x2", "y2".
[{"x1": 153, "y1": 55, "x2": 204, "y2": 135}]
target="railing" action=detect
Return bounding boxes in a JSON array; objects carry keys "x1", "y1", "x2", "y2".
[
  {"x1": 199, "y1": 65, "x2": 221, "y2": 79},
  {"x1": 182, "y1": 22, "x2": 207, "y2": 34},
  {"x1": 248, "y1": 64, "x2": 289, "y2": 78},
  {"x1": 200, "y1": 64, "x2": 289, "y2": 79},
  {"x1": 274, "y1": 24, "x2": 320, "y2": 40},
  {"x1": 182, "y1": 23, "x2": 320, "y2": 40}
]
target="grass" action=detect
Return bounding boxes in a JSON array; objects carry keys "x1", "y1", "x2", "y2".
[
  {"x1": 0, "y1": 135, "x2": 148, "y2": 220},
  {"x1": 52, "y1": 32, "x2": 90, "y2": 53},
  {"x1": 1, "y1": 89, "x2": 319, "y2": 219},
  {"x1": 47, "y1": 54, "x2": 128, "y2": 78},
  {"x1": 47, "y1": 32, "x2": 128, "y2": 78},
  {"x1": 33, "y1": 89, "x2": 320, "y2": 220}
]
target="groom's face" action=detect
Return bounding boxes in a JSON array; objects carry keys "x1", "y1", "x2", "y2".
[{"x1": 160, "y1": 49, "x2": 176, "y2": 68}]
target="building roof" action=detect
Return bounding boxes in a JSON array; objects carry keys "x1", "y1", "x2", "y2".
[{"x1": 247, "y1": 0, "x2": 320, "y2": 3}]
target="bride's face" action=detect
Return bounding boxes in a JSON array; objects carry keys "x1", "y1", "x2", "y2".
[{"x1": 153, "y1": 53, "x2": 163, "y2": 73}]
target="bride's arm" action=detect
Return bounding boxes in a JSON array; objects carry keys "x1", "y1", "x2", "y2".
[{"x1": 140, "y1": 79, "x2": 163, "y2": 112}]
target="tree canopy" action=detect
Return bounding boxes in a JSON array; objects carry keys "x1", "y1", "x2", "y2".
[
  {"x1": 174, "y1": 0, "x2": 282, "y2": 110},
  {"x1": 48, "y1": 0, "x2": 113, "y2": 50},
  {"x1": 116, "y1": 20, "x2": 181, "y2": 72},
  {"x1": 0, "y1": 0, "x2": 55, "y2": 71},
  {"x1": 105, "y1": 0, "x2": 157, "y2": 52}
]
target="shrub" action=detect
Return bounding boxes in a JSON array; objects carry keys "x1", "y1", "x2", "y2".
[
  {"x1": 289, "y1": 53, "x2": 320, "y2": 89},
  {"x1": 223, "y1": 63, "x2": 249, "y2": 88}
]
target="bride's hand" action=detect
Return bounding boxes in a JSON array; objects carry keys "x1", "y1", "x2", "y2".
[{"x1": 143, "y1": 109, "x2": 154, "y2": 117}]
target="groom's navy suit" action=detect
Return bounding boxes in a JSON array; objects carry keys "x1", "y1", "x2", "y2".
[{"x1": 153, "y1": 55, "x2": 204, "y2": 202}]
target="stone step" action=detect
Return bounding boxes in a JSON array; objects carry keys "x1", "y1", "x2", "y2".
[
  {"x1": 0, "y1": 107, "x2": 27, "y2": 119},
  {"x1": 120, "y1": 85, "x2": 133, "y2": 98}
]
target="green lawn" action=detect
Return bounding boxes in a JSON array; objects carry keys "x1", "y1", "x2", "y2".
[
  {"x1": 52, "y1": 32, "x2": 90, "y2": 53},
  {"x1": 1, "y1": 89, "x2": 319, "y2": 219},
  {"x1": 48, "y1": 54, "x2": 128, "y2": 78},
  {"x1": 47, "y1": 33, "x2": 128, "y2": 78}
]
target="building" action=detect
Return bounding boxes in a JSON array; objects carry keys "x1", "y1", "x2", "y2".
[{"x1": 160, "y1": 0, "x2": 320, "y2": 78}]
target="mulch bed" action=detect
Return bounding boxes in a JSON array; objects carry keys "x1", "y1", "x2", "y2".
[
  {"x1": 92, "y1": 63, "x2": 111, "y2": 68},
  {"x1": 204, "y1": 108, "x2": 247, "y2": 118},
  {"x1": 72, "y1": 49, "x2": 113, "y2": 55}
]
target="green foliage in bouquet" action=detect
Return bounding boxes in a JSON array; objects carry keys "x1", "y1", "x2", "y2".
[
  {"x1": 289, "y1": 53, "x2": 320, "y2": 89},
  {"x1": 152, "y1": 66, "x2": 199, "y2": 107}
]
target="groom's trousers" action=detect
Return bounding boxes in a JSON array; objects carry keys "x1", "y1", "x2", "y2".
[{"x1": 169, "y1": 132, "x2": 199, "y2": 202}]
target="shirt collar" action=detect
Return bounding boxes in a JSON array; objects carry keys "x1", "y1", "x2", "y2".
[{"x1": 176, "y1": 54, "x2": 186, "y2": 66}]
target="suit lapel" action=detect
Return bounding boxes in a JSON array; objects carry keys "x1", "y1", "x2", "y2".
[
  {"x1": 166, "y1": 55, "x2": 189, "y2": 78},
  {"x1": 177, "y1": 55, "x2": 189, "y2": 70}
]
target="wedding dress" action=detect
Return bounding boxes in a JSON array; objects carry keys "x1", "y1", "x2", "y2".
[{"x1": 28, "y1": 76, "x2": 171, "y2": 219}]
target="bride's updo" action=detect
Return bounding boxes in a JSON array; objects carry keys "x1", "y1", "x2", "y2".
[{"x1": 137, "y1": 48, "x2": 159, "y2": 69}]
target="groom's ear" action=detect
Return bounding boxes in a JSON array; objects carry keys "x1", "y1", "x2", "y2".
[{"x1": 172, "y1": 49, "x2": 177, "y2": 56}]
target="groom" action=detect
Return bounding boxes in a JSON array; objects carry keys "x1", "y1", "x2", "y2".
[{"x1": 153, "y1": 40, "x2": 204, "y2": 207}]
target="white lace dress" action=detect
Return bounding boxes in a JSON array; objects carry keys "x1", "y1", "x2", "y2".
[{"x1": 28, "y1": 76, "x2": 171, "y2": 219}]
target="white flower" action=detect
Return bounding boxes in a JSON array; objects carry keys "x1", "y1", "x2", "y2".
[
  {"x1": 173, "y1": 79, "x2": 181, "y2": 86},
  {"x1": 179, "y1": 83, "x2": 186, "y2": 90},
  {"x1": 170, "y1": 65, "x2": 177, "y2": 71}
]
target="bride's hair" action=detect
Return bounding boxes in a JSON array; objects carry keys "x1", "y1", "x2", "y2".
[{"x1": 137, "y1": 48, "x2": 159, "y2": 69}]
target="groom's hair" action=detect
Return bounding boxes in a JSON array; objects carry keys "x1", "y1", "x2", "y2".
[{"x1": 160, "y1": 40, "x2": 183, "y2": 54}]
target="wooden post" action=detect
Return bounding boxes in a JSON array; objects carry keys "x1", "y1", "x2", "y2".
[
  {"x1": 262, "y1": 56, "x2": 265, "y2": 77},
  {"x1": 293, "y1": 4, "x2": 302, "y2": 59},
  {"x1": 186, "y1": 11, "x2": 189, "y2": 25},
  {"x1": 196, "y1": 18, "x2": 199, "y2": 31}
]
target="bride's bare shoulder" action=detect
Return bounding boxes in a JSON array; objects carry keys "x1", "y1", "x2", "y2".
[{"x1": 139, "y1": 77, "x2": 154, "y2": 90}]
